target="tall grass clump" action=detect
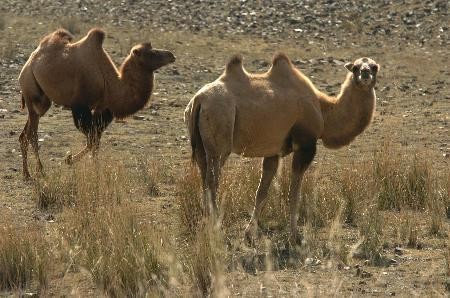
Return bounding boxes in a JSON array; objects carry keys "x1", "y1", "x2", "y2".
[
  {"x1": 373, "y1": 141, "x2": 432, "y2": 210},
  {"x1": 33, "y1": 157, "x2": 130, "y2": 210},
  {"x1": 356, "y1": 205, "x2": 384, "y2": 265},
  {"x1": 177, "y1": 164, "x2": 203, "y2": 235},
  {"x1": 189, "y1": 219, "x2": 228, "y2": 297},
  {"x1": 0, "y1": 226, "x2": 48, "y2": 292},
  {"x1": 176, "y1": 165, "x2": 228, "y2": 295},
  {"x1": 49, "y1": 157, "x2": 170, "y2": 296}
]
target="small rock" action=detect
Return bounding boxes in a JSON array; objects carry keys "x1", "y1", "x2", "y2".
[{"x1": 133, "y1": 115, "x2": 145, "y2": 121}]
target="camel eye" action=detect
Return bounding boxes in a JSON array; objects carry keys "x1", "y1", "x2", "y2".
[
  {"x1": 370, "y1": 64, "x2": 378, "y2": 72},
  {"x1": 352, "y1": 65, "x2": 359, "y2": 72}
]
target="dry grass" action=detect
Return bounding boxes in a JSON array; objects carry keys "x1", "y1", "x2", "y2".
[
  {"x1": 33, "y1": 157, "x2": 172, "y2": 296},
  {"x1": 135, "y1": 157, "x2": 168, "y2": 196},
  {"x1": 177, "y1": 165, "x2": 204, "y2": 236},
  {"x1": 176, "y1": 141, "x2": 447, "y2": 275},
  {"x1": 189, "y1": 219, "x2": 228, "y2": 296},
  {"x1": 0, "y1": 225, "x2": 48, "y2": 292}
]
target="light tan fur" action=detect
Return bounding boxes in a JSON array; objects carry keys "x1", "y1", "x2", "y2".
[
  {"x1": 184, "y1": 54, "x2": 379, "y2": 242},
  {"x1": 18, "y1": 28, "x2": 175, "y2": 180}
]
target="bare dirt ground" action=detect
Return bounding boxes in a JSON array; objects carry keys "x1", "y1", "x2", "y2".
[{"x1": 0, "y1": 0, "x2": 449, "y2": 296}]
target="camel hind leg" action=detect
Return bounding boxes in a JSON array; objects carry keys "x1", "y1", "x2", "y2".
[
  {"x1": 198, "y1": 104, "x2": 234, "y2": 218},
  {"x1": 19, "y1": 94, "x2": 51, "y2": 180},
  {"x1": 244, "y1": 155, "x2": 279, "y2": 243}
]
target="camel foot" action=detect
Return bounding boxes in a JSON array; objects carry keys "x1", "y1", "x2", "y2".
[
  {"x1": 23, "y1": 172, "x2": 31, "y2": 181},
  {"x1": 65, "y1": 153, "x2": 74, "y2": 165},
  {"x1": 244, "y1": 221, "x2": 259, "y2": 247},
  {"x1": 289, "y1": 231, "x2": 304, "y2": 248}
]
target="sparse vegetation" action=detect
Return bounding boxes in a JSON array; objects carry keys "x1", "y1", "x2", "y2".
[
  {"x1": 0, "y1": 225, "x2": 48, "y2": 292},
  {"x1": 1, "y1": 3, "x2": 449, "y2": 294}
]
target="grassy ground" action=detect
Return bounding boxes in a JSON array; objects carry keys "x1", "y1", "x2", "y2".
[{"x1": 0, "y1": 11, "x2": 449, "y2": 297}]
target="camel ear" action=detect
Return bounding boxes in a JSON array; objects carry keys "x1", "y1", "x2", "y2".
[
  {"x1": 132, "y1": 48, "x2": 142, "y2": 56},
  {"x1": 344, "y1": 62, "x2": 354, "y2": 72}
]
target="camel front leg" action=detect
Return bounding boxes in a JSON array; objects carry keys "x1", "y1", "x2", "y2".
[
  {"x1": 90, "y1": 109, "x2": 113, "y2": 156},
  {"x1": 19, "y1": 119, "x2": 31, "y2": 180},
  {"x1": 289, "y1": 142, "x2": 316, "y2": 245},
  {"x1": 244, "y1": 155, "x2": 279, "y2": 243}
]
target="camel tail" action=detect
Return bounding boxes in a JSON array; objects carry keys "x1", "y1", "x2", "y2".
[{"x1": 187, "y1": 97, "x2": 203, "y2": 164}]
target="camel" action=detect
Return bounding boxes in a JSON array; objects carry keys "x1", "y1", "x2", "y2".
[
  {"x1": 184, "y1": 54, "x2": 379, "y2": 243},
  {"x1": 18, "y1": 28, "x2": 175, "y2": 180}
]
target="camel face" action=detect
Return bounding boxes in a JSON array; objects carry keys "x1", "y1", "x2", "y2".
[
  {"x1": 132, "y1": 43, "x2": 176, "y2": 71},
  {"x1": 345, "y1": 57, "x2": 379, "y2": 89}
]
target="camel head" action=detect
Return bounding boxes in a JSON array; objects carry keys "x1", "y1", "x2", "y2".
[
  {"x1": 345, "y1": 57, "x2": 379, "y2": 89},
  {"x1": 131, "y1": 42, "x2": 176, "y2": 71}
]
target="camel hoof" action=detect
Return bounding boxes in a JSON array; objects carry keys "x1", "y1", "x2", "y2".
[
  {"x1": 65, "y1": 154, "x2": 73, "y2": 165},
  {"x1": 244, "y1": 229, "x2": 256, "y2": 247},
  {"x1": 289, "y1": 232, "x2": 304, "y2": 247},
  {"x1": 23, "y1": 173, "x2": 31, "y2": 182}
]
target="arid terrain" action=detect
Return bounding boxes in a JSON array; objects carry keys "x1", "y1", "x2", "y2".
[{"x1": 0, "y1": 0, "x2": 449, "y2": 297}]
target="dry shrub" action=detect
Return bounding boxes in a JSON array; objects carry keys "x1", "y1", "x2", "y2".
[{"x1": 0, "y1": 226, "x2": 48, "y2": 291}]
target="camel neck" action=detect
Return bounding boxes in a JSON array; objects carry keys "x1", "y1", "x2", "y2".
[
  {"x1": 107, "y1": 59, "x2": 154, "y2": 118},
  {"x1": 318, "y1": 74, "x2": 376, "y2": 149}
]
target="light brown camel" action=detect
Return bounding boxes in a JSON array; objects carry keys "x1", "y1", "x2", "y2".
[
  {"x1": 184, "y1": 54, "x2": 379, "y2": 242},
  {"x1": 18, "y1": 28, "x2": 175, "y2": 180}
]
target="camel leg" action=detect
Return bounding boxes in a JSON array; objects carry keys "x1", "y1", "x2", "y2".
[
  {"x1": 89, "y1": 109, "x2": 113, "y2": 156},
  {"x1": 289, "y1": 141, "x2": 316, "y2": 245},
  {"x1": 244, "y1": 155, "x2": 279, "y2": 242},
  {"x1": 28, "y1": 112, "x2": 44, "y2": 175},
  {"x1": 19, "y1": 119, "x2": 31, "y2": 180},
  {"x1": 19, "y1": 108, "x2": 46, "y2": 179},
  {"x1": 66, "y1": 105, "x2": 93, "y2": 164},
  {"x1": 204, "y1": 154, "x2": 228, "y2": 216}
]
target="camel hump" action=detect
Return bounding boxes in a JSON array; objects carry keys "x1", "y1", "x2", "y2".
[
  {"x1": 269, "y1": 52, "x2": 295, "y2": 76},
  {"x1": 86, "y1": 28, "x2": 106, "y2": 46},
  {"x1": 40, "y1": 29, "x2": 74, "y2": 46},
  {"x1": 272, "y1": 52, "x2": 292, "y2": 68},
  {"x1": 225, "y1": 54, "x2": 244, "y2": 75}
]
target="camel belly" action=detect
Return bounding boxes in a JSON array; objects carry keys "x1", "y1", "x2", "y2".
[{"x1": 232, "y1": 113, "x2": 296, "y2": 157}]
